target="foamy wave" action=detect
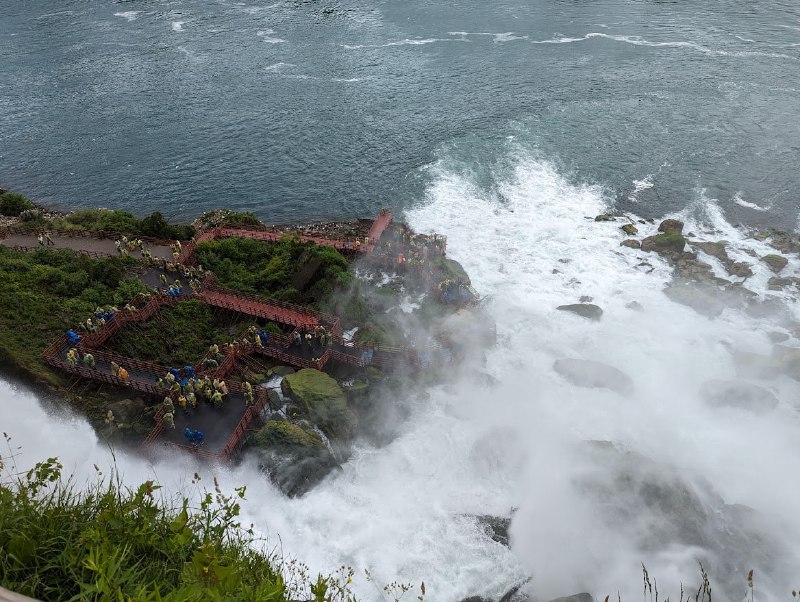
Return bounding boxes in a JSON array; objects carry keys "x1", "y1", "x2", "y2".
[
  {"x1": 342, "y1": 38, "x2": 464, "y2": 50},
  {"x1": 448, "y1": 31, "x2": 528, "y2": 43},
  {"x1": 531, "y1": 32, "x2": 799, "y2": 59},
  {"x1": 171, "y1": 21, "x2": 184, "y2": 32},
  {"x1": 733, "y1": 191, "x2": 771, "y2": 212},
  {"x1": 263, "y1": 62, "x2": 294, "y2": 72},
  {"x1": 332, "y1": 77, "x2": 362, "y2": 83},
  {"x1": 114, "y1": 11, "x2": 140, "y2": 22},
  {"x1": 257, "y1": 29, "x2": 286, "y2": 43}
]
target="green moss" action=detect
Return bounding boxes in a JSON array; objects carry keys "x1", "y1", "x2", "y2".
[
  {"x1": 281, "y1": 369, "x2": 355, "y2": 439},
  {"x1": 251, "y1": 421, "x2": 324, "y2": 451},
  {"x1": 431, "y1": 256, "x2": 471, "y2": 284}
]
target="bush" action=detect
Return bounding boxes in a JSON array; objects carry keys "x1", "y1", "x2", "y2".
[{"x1": 0, "y1": 192, "x2": 34, "y2": 216}]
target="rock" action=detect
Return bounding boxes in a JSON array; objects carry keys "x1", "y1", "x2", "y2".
[
  {"x1": 771, "y1": 345, "x2": 800, "y2": 381},
  {"x1": 343, "y1": 379, "x2": 370, "y2": 404},
  {"x1": 267, "y1": 365, "x2": 295, "y2": 377},
  {"x1": 281, "y1": 369, "x2": 356, "y2": 439},
  {"x1": 691, "y1": 241, "x2": 752, "y2": 278},
  {"x1": 641, "y1": 231, "x2": 686, "y2": 256},
  {"x1": 556, "y1": 303, "x2": 603, "y2": 321},
  {"x1": 553, "y1": 358, "x2": 634, "y2": 396},
  {"x1": 594, "y1": 214, "x2": 618, "y2": 222},
  {"x1": 767, "y1": 331, "x2": 790, "y2": 343},
  {"x1": 548, "y1": 595, "x2": 594, "y2": 602},
  {"x1": 621, "y1": 223, "x2": 638, "y2": 236},
  {"x1": 475, "y1": 515, "x2": 512, "y2": 546},
  {"x1": 249, "y1": 421, "x2": 338, "y2": 497},
  {"x1": 761, "y1": 254, "x2": 788, "y2": 273},
  {"x1": 579, "y1": 295, "x2": 593, "y2": 303},
  {"x1": 699, "y1": 380, "x2": 779, "y2": 413},
  {"x1": 733, "y1": 351, "x2": 775, "y2": 379},
  {"x1": 620, "y1": 239, "x2": 641, "y2": 249},
  {"x1": 727, "y1": 262, "x2": 753, "y2": 278},
  {"x1": 625, "y1": 301, "x2": 643, "y2": 311},
  {"x1": 106, "y1": 398, "x2": 146, "y2": 425},
  {"x1": 267, "y1": 387, "x2": 283, "y2": 411},
  {"x1": 767, "y1": 230, "x2": 800, "y2": 254},
  {"x1": 658, "y1": 219, "x2": 684, "y2": 234},
  {"x1": 663, "y1": 282, "x2": 724, "y2": 318}
]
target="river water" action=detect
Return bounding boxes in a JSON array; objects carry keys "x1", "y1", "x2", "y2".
[{"x1": 3, "y1": 1, "x2": 800, "y2": 600}]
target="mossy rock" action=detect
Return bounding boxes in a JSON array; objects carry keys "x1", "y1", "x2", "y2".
[
  {"x1": 620, "y1": 223, "x2": 638, "y2": 236},
  {"x1": 251, "y1": 421, "x2": 324, "y2": 453},
  {"x1": 344, "y1": 379, "x2": 370, "y2": 403},
  {"x1": 281, "y1": 369, "x2": 356, "y2": 439},
  {"x1": 641, "y1": 231, "x2": 686, "y2": 255},
  {"x1": 657, "y1": 219, "x2": 684, "y2": 234},
  {"x1": 761, "y1": 254, "x2": 788, "y2": 273},
  {"x1": 267, "y1": 365, "x2": 295, "y2": 378},
  {"x1": 431, "y1": 256, "x2": 471, "y2": 285}
]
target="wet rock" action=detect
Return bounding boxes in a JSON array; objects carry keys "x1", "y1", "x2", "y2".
[
  {"x1": 267, "y1": 387, "x2": 283, "y2": 411},
  {"x1": 690, "y1": 241, "x2": 753, "y2": 278},
  {"x1": 727, "y1": 261, "x2": 753, "y2": 278},
  {"x1": 771, "y1": 345, "x2": 800, "y2": 381},
  {"x1": 475, "y1": 515, "x2": 512, "y2": 546},
  {"x1": 767, "y1": 331, "x2": 790, "y2": 344},
  {"x1": 548, "y1": 595, "x2": 595, "y2": 602},
  {"x1": 620, "y1": 223, "x2": 638, "y2": 236},
  {"x1": 625, "y1": 301, "x2": 644, "y2": 311},
  {"x1": 733, "y1": 351, "x2": 775, "y2": 379},
  {"x1": 268, "y1": 365, "x2": 295, "y2": 377},
  {"x1": 767, "y1": 276, "x2": 800, "y2": 291},
  {"x1": 556, "y1": 303, "x2": 603, "y2": 321},
  {"x1": 674, "y1": 253, "x2": 730, "y2": 286},
  {"x1": 658, "y1": 219, "x2": 684, "y2": 234},
  {"x1": 579, "y1": 295, "x2": 593, "y2": 303},
  {"x1": 553, "y1": 358, "x2": 634, "y2": 396},
  {"x1": 761, "y1": 254, "x2": 788, "y2": 273},
  {"x1": 594, "y1": 214, "x2": 618, "y2": 222},
  {"x1": 106, "y1": 398, "x2": 146, "y2": 425},
  {"x1": 249, "y1": 421, "x2": 339, "y2": 497},
  {"x1": 699, "y1": 379, "x2": 779, "y2": 413},
  {"x1": 641, "y1": 231, "x2": 686, "y2": 256},
  {"x1": 663, "y1": 282, "x2": 725, "y2": 318},
  {"x1": 767, "y1": 230, "x2": 800, "y2": 254},
  {"x1": 282, "y1": 369, "x2": 356, "y2": 439},
  {"x1": 620, "y1": 239, "x2": 641, "y2": 249}
]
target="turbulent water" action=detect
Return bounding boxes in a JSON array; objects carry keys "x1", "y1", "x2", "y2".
[
  {"x1": 5, "y1": 147, "x2": 800, "y2": 600},
  {"x1": 1, "y1": 0, "x2": 800, "y2": 226},
  {"x1": 3, "y1": 0, "x2": 800, "y2": 600}
]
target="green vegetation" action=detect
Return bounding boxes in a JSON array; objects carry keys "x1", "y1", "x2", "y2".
[
  {"x1": 0, "y1": 247, "x2": 147, "y2": 385},
  {"x1": 195, "y1": 236, "x2": 353, "y2": 306},
  {"x1": 431, "y1": 256, "x2": 471, "y2": 285},
  {"x1": 281, "y1": 369, "x2": 356, "y2": 439},
  {"x1": 195, "y1": 209, "x2": 264, "y2": 230},
  {"x1": 0, "y1": 452, "x2": 358, "y2": 601},
  {"x1": 15, "y1": 207, "x2": 194, "y2": 240},
  {"x1": 107, "y1": 300, "x2": 264, "y2": 367},
  {"x1": 0, "y1": 191, "x2": 35, "y2": 216}
]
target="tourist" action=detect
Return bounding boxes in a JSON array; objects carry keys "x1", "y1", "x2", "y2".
[
  {"x1": 45, "y1": 232, "x2": 54, "y2": 246},
  {"x1": 117, "y1": 366, "x2": 129, "y2": 381},
  {"x1": 111, "y1": 361, "x2": 120, "y2": 377},
  {"x1": 82, "y1": 353, "x2": 95, "y2": 368},
  {"x1": 37, "y1": 233, "x2": 44, "y2": 246},
  {"x1": 162, "y1": 412, "x2": 175, "y2": 429}
]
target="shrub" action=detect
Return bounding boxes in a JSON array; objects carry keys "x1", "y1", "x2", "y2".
[{"x1": 0, "y1": 192, "x2": 34, "y2": 216}]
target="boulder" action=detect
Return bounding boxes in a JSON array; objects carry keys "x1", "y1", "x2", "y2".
[
  {"x1": 699, "y1": 380, "x2": 779, "y2": 413},
  {"x1": 556, "y1": 303, "x2": 603, "y2": 321},
  {"x1": 658, "y1": 219, "x2": 684, "y2": 234},
  {"x1": 641, "y1": 231, "x2": 686, "y2": 256},
  {"x1": 761, "y1": 254, "x2": 788, "y2": 273},
  {"x1": 250, "y1": 421, "x2": 338, "y2": 497},
  {"x1": 732, "y1": 351, "x2": 775, "y2": 379},
  {"x1": 281, "y1": 369, "x2": 356, "y2": 439},
  {"x1": 267, "y1": 365, "x2": 295, "y2": 377},
  {"x1": 620, "y1": 223, "x2": 638, "y2": 236},
  {"x1": 267, "y1": 387, "x2": 283, "y2": 411},
  {"x1": 475, "y1": 514, "x2": 512, "y2": 546},
  {"x1": 594, "y1": 214, "x2": 618, "y2": 222},
  {"x1": 663, "y1": 282, "x2": 724, "y2": 318},
  {"x1": 620, "y1": 239, "x2": 641, "y2": 249},
  {"x1": 553, "y1": 358, "x2": 634, "y2": 396},
  {"x1": 548, "y1": 595, "x2": 594, "y2": 602},
  {"x1": 106, "y1": 398, "x2": 146, "y2": 425}
]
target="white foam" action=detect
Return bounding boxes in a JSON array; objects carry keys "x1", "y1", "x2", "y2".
[
  {"x1": 734, "y1": 191, "x2": 771, "y2": 212},
  {"x1": 342, "y1": 38, "x2": 465, "y2": 50},
  {"x1": 448, "y1": 31, "x2": 528, "y2": 43},
  {"x1": 263, "y1": 62, "x2": 294, "y2": 72},
  {"x1": 113, "y1": 11, "x2": 139, "y2": 22},
  {"x1": 531, "y1": 32, "x2": 799, "y2": 60},
  {"x1": 171, "y1": 21, "x2": 184, "y2": 32},
  {"x1": 257, "y1": 29, "x2": 286, "y2": 43}
]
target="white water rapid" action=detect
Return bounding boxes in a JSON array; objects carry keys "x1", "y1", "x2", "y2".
[{"x1": 3, "y1": 145, "x2": 800, "y2": 601}]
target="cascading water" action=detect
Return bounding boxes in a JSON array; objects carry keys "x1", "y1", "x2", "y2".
[{"x1": 3, "y1": 142, "x2": 800, "y2": 601}]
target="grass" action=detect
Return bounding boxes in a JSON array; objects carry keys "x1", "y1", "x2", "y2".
[
  {"x1": 0, "y1": 247, "x2": 148, "y2": 386},
  {"x1": 0, "y1": 443, "x2": 359, "y2": 601}
]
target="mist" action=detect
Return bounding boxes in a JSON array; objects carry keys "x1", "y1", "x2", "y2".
[{"x1": 4, "y1": 143, "x2": 800, "y2": 601}]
